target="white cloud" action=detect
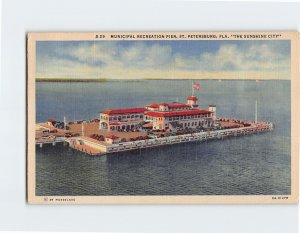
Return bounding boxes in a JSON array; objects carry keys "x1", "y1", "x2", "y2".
[
  {"x1": 36, "y1": 41, "x2": 291, "y2": 80},
  {"x1": 53, "y1": 42, "x2": 173, "y2": 69},
  {"x1": 174, "y1": 43, "x2": 290, "y2": 72}
]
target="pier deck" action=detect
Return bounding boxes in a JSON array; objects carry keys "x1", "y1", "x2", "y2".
[
  {"x1": 68, "y1": 122, "x2": 147, "y2": 140},
  {"x1": 36, "y1": 120, "x2": 273, "y2": 156}
]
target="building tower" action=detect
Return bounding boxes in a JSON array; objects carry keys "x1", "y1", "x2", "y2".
[
  {"x1": 208, "y1": 104, "x2": 217, "y2": 121},
  {"x1": 187, "y1": 96, "x2": 198, "y2": 108}
]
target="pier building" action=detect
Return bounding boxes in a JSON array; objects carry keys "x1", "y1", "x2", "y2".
[
  {"x1": 99, "y1": 95, "x2": 215, "y2": 131},
  {"x1": 36, "y1": 81, "x2": 274, "y2": 156},
  {"x1": 99, "y1": 108, "x2": 146, "y2": 131}
]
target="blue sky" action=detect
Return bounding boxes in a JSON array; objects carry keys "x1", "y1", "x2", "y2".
[{"x1": 36, "y1": 40, "x2": 291, "y2": 80}]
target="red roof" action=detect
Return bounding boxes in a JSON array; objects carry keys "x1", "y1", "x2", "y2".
[
  {"x1": 146, "y1": 103, "x2": 165, "y2": 108},
  {"x1": 187, "y1": 96, "x2": 198, "y2": 101},
  {"x1": 109, "y1": 122, "x2": 121, "y2": 126},
  {"x1": 145, "y1": 109, "x2": 211, "y2": 117},
  {"x1": 47, "y1": 119, "x2": 56, "y2": 123},
  {"x1": 106, "y1": 134, "x2": 119, "y2": 140},
  {"x1": 147, "y1": 103, "x2": 189, "y2": 109},
  {"x1": 168, "y1": 103, "x2": 189, "y2": 109},
  {"x1": 102, "y1": 107, "x2": 146, "y2": 115}
]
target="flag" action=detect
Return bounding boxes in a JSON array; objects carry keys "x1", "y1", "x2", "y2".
[{"x1": 193, "y1": 82, "x2": 200, "y2": 90}]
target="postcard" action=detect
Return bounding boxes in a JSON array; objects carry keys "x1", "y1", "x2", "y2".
[{"x1": 27, "y1": 32, "x2": 299, "y2": 204}]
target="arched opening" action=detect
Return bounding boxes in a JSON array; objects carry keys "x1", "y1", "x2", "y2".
[{"x1": 101, "y1": 122, "x2": 108, "y2": 130}]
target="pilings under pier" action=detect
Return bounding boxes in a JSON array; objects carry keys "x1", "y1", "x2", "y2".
[{"x1": 36, "y1": 139, "x2": 66, "y2": 148}]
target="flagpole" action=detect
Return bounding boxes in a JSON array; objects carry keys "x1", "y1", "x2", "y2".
[
  {"x1": 192, "y1": 81, "x2": 194, "y2": 96},
  {"x1": 255, "y1": 100, "x2": 258, "y2": 123}
]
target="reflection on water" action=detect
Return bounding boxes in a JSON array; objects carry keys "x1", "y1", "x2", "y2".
[{"x1": 36, "y1": 80, "x2": 291, "y2": 196}]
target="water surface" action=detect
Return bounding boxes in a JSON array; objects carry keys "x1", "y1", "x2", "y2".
[{"x1": 36, "y1": 80, "x2": 291, "y2": 196}]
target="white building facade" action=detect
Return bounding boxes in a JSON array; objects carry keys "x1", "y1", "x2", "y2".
[{"x1": 99, "y1": 96, "x2": 216, "y2": 131}]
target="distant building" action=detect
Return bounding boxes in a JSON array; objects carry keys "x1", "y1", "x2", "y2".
[
  {"x1": 47, "y1": 119, "x2": 57, "y2": 126},
  {"x1": 99, "y1": 96, "x2": 216, "y2": 131}
]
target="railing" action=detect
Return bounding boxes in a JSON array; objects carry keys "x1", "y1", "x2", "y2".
[
  {"x1": 37, "y1": 121, "x2": 273, "y2": 155},
  {"x1": 36, "y1": 137, "x2": 66, "y2": 144},
  {"x1": 105, "y1": 123, "x2": 273, "y2": 154}
]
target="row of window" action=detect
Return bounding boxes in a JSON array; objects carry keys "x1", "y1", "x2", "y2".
[
  {"x1": 161, "y1": 114, "x2": 211, "y2": 121},
  {"x1": 101, "y1": 113, "x2": 211, "y2": 122},
  {"x1": 100, "y1": 114, "x2": 143, "y2": 121},
  {"x1": 183, "y1": 121, "x2": 210, "y2": 127},
  {"x1": 158, "y1": 120, "x2": 211, "y2": 129},
  {"x1": 159, "y1": 107, "x2": 190, "y2": 111},
  {"x1": 145, "y1": 114, "x2": 211, "y2": 121},
  {"x1": 110, "y1": 125, "x2": 135, "y2": 130}
]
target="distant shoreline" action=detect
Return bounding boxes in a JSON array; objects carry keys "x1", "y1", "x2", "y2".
[
  {"x1": 36, "y1": 78, "x2": 107, "y2": 83},
  {"x1": 35, "y1": 78, "x2": 289, "y2": 82}
]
